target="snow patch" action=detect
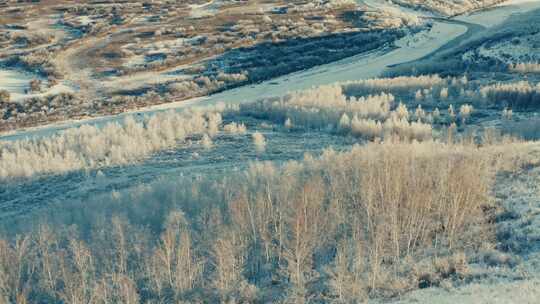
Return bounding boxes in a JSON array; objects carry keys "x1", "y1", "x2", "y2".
[
  {"x1": 0, "y1": 69, "x2": 35, "y2": 95},
  {"x1": 457, "y1": 0, "x2": 540, "y2": 27}
]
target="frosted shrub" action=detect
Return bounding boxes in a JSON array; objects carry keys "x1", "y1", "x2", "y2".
[
  {"x1": 0, "y1": 138, "x2": 523, "y2": 303},
  {"x1": 240, "y1": 88, "x2": 393, "y2": 129},
  {"x1": 284, "y1": 118, "x2": 293, "y2": 129},
  {"x1": 415, "y1": 90, "x2": 423, "y2": 101},
  {"x1": 440, "y1": 87, "x2": 449, "y2": 100},
  {"x1": 223, "y1": 122, "x2": 247, "y2": 134},
  {"x1": 167, "y1": 81, "x2": 200, "y2": 96},
  {"x1": 252, "y1": 132, "x2": 266, "y2": 153},
  {"x1": 348, "y1": 93, "x2": 394, "y2": 120},
  {"x1": 285, "y1": 85, "x2": 347, "y2": 110},
  {"x1": 262, "y1": 15, "x2": 272, "y2": 23},
  {"x1": 239, "y1": 85, "x2": 431, "y2": 141},
  {"x1": 216, "y1": 72, "x2": 248, "y2": 83},
  {"x1": 206, "y1": 112, "x2": 222, "y2": 137},
  {"x1": 414, "y1": 104, "x2": 426, "y2": 121},
  {"x1": 425, "y1": 113, "x2": 434, "y2": 124},
  {"x1": 502, "y1": 108, "x2": 513, "y2": 120},
  {"x1": 395, "y1": 102, "x2": 409, "y2": 120},
  {"x1": 327, "y1": 0, "x2": 357, "y2": 8},
  {"x1": 383, "y1": 115, "x2": 432, "y2": 141},
  {"x1": 448, "y1": 104, "x2": 456, "y2": 121},
  {"x1": 350, "y1": 117, "x2": 382, "y2": 139},
  {"x1": 433, "y1": 108, "x2": 441, "y2": 121},
  {"x1": 509, "y1": 62, "x2": 540, "y2": 74},
  {"x1": 459, "y1": 104, "x2": 473, "y2": 123},
  {"x1": 342, "y1": 75, "x2": 446, "y2": 97},
  {"x1": 339, "y1": 113, "x2": 351, "y2": 131},
  {"x1": 201, "y1": 134, "x2": 213, "y2": 149},
  {"x1": 479, "y1": 81, "x2": 540, "y2": 108},
  {"x1": 0, "y1": 110, "x2": 230, "y2": 179},
  {"x1": 460, "y1": 75, "x2": 468, "y2": 86}
]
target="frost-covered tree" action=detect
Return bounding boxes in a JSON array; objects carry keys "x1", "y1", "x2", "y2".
[
  {"x1": 440, "y1": 87, "x2": 449, "y2": 100},
  {"x1": 479, "y1": 81, "x2": 540, "y2": 109},
  {"x1": 509, "y1": 62, "x2": 540, "y2": 74},
  {"x1": 0, "y1": 108, "x2": 236, "y2": 179},
  {"x1": 0, "y1": 90, "x2": 10, "y2": 103},
  {"x1": 415, "y1": 104, "x2": 426, "y2": 121},
  {"x1": 201, "y1": 134, "x2": 213, "y2": 149},
  {"x1": 502, "y1": 108, "x2": 513, "y2": 120},
  {"x1": 252, "y1": 132, "x2": 266, "y2": 153},
  {"x1": 459, "y1": 104, "x2": 473, "y2": 123},
  {"x1": 284, "y1": 118, "x2": 293, "y2": 129},
  {"x1": 223, "y1": 122, "x2": 247, "y2": 134},
  {"x1": 448, "y1": 104, "x2": 456, "y2": 121},
  {"x1": 433, "y1": 108, "x2": 440, "y2": 121}
]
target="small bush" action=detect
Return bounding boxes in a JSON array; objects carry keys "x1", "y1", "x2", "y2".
[{"x1": 0, "y1": 90, "x2": 10, "y2": 103}]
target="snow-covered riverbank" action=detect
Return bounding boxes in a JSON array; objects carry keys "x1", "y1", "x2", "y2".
[
  {"x1": 0, "y1": 69, "x2": 35, "y2": 97},
  {"x1": 0, "y1": 20, "x2": 465, "y2": 141}
]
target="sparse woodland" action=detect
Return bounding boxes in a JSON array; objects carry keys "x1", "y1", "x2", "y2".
[
  {"x1": 0, "y1": 136, "x2": 534, "y2": 303},
  {"x1": 4, "y1": 72, "x2": 540, "y2": 181}
]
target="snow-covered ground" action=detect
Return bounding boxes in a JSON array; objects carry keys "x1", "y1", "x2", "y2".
[
  {"x1": 0, "y1": 67, "x2": 76, "y2": 102},
  {"x1": 362, "y1": 0, "x2": 432, "y2": 17},
  {"x1": 190, "y1": 0, "x2": 221, "y2": 18},
  {"x1": 457, "y1": 0, "x2": 540, "y2": 27},
  {"x1": 459, "y1": 0, "x2": 540, "y2": 65},
  {"x1": 0, "y1": 69, "x2": 36, "y2": 96},
  {"x1": 0, "y1": 19, "x2": 466, "y2": 141}
]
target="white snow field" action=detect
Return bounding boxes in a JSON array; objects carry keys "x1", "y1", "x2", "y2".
[
  {"x1": 0, "y1": 69, "x2": 35, "y2": 96},
  {"x1": 0, "y1": 68, "x2": 74, "y2": 102}
]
